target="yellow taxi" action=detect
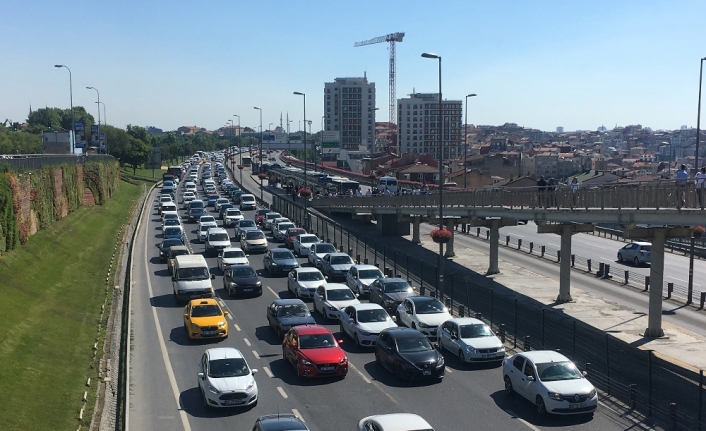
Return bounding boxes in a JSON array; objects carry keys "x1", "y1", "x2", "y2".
[{"x1": 183, "y1": 298, "x2": 229, "y2": 340}]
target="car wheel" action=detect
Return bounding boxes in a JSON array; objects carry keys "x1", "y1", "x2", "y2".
[
  {"x1": 634, "y1": 257, "x2": 640, "y2": 266},
  {"x1": 617, "y1": 253, "x2": 623, "y2": 263},
  {"x1": 504, "y1": 376, "x2": 514, "y2": 395},
  {"x1": 459, "y1": 349, "x2": 465, "y2": 363},
  {"x1": 354, "y1": 333, "x2": 361, "y2": 348},
  {"x1": 536, "y1": 395, "x2": 547, "y2": 416}
]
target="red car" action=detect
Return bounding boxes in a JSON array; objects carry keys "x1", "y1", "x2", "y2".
[
  {"x1": 255, "y1": 209, "x2": 271, "y2": 225},
  {"x1": 284, "y1": 227, "x2": 307, "y2": 249},
  {"x1": 282, "y1": 325, "x2": 348, "y2": 379}
]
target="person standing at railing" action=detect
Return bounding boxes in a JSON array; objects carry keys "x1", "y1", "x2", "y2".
[
  {"x1": 537, "y1": 176, "x2": 547, "y2": 207},
  {"x1": 547, "y1": 178, "x2": 557, "y2": 207},
  {"x1": 697, "y1": 167, "x2": 706, "y2": 209},
  {"x1": 570, "y1": 177, "x2": 580, "y2": 206},
  {"x1": 676, "y1": 164, "x2": 689, "y2": 207}
]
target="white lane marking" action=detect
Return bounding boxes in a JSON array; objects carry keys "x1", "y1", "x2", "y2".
[
  {"x1": 348, "y1": 361, "x2": 371, "y2": 384},
  {"x1": 143, "y1": 210, "x2": 192, "y2": 431},
  {"x1": 252, "y1": 350, "x2": 260, "y2": 359},
  {"x1": 263, "y1": 366, "x2": 274, "y2": 378},
  {"x1": 446, "y1": 367, "x2": 453, "y2": 373},
  {"x1": 277, "y1": 386, "x2": 288, "y2": 399},
  {"x1": 266, "y1": 285, "x2": 278, "y2": 297},
  {"x1": 243, "y1": 338, "x2": 251, "y2": 347},
  {"x1": 292, "y1": 409, "x2": 304, "y2": 422},
  {"x1": 234, "y1": 324, "x2": 241, "y2": 332},
  {"x1": 505, "y1": 409, "x2": 542, "y2": 431},
  {"x1": 226, "y1": 313, "x2": 233, "y2": 320}
]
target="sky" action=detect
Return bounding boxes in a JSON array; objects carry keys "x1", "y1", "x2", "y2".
[{"x1": 2, "y1": 0, "x2": 705, "y2": 134}]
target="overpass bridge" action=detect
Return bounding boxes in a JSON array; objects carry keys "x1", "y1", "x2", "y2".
[{"x1": 303, "y1": 181, "x2": 706, "y2": 338}]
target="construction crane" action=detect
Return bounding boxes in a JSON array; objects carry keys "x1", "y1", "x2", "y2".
[{"x1": 354, "y1": 32, "x2": 405, "y2": 128}]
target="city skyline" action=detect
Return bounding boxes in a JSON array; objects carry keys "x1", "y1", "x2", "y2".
[{"x1": 2, "y1": 0, "x2": 705, "y2": 133}]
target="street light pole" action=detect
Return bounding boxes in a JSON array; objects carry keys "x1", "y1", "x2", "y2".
[
  {"x1": 54, "y1": 65, "x2": 75, "y2": 154},
  {"x1": 696, "y1": 57, "x2": 706, "y2": 172},
  {"x1": 254, "y1": 107, "x2": 263, "y2": 200},
  {"x1": 96, "y1": 101, "x2": 107, "y2": 154},
  {"x1": 463, "y1": 94, "x2": 477, "y2": 189},
  {"x1": 321, "y1": 115, "x2": 325, "y2": 173},
  {"x1": 422, "y1": 52, "x2": 445, "y2": 297},
  {"x1": 86, "y1": 86, "x2": 101, "y2": 153},
  {"x1": 234, "y1": 115, "x2": 241, "y2": 163},
  {"x1": 294, "y1": 92, "x2": 308, "y2": 229}
]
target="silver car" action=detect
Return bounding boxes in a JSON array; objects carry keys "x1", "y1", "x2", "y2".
[
  {"x1": 346, "y1": 265, "x2": 384, "y2": 296},
  {"x1": 437, "y1": 317, "x2": 505, "y2": 363},
  {"x1": 321, "y1": 252, "x2": 354, "y2": 281},
  {"x1": 617, "y1": 241, "x2": 651, "y2": 266},
  {"x1": 287, "y1": 267, "x2": 325, "y2": 300}
]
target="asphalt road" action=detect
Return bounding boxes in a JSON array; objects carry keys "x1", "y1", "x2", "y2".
[{"x1": 128, "y1": 156, "x2": 648, "y2": 431}]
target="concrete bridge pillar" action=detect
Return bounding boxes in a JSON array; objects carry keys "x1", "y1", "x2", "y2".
[
  {"x1": 412, "y1": 217, "x2": 421, "y2": 244},
  {"x1": 558, "y1": 225, "x2": 573, "y2": 303},
  {"x1": 488, "y1": 219, "x2": 501, "y2": 275},
  {"x1": 445, "y1": 219, "x2": 456, "y2": 257},
  {"x1": 645, "y1": 229, "x2": 666, "y2": 337}
]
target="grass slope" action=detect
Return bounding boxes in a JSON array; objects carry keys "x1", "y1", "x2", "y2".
[{"x1": 0, "y1": 182, "x2": 141, "y2": 430}]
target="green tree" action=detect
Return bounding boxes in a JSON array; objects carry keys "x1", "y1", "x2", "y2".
[{"x1": 123, "y1": 138, "x2": 151, "y2": 174}]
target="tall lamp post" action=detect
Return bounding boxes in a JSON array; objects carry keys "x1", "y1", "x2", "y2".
[
  {"x1": 254, "y1": 107, "x2": 263, "y2": 199},
  {"x1": 54, "y1": 65, "x2": 75, "y2": 153},
  {"x1": 422, "y1": 51, "x2": 445, "y2": 296},
  {"x1": 294, "y1": 91, "x2": 308, "y2": 229},
  {"x1": 463, "y1": 94, "x2": 477, "y2": 189},
  {"x1": 321, "y1": 115, "x2": 325, "y2": 172},
  {"x1": 86, "y1": 86, "x2": 101, "y2": 153},
  {"x1": 234, "y1": 114, "x2": 241, "y2": 163},
  {"x1": 96, "y1": 101, "x2": 107, "y2": 154},
  {"x1": 696, "y1": 57, "x2": 706, "y2": 172},
  {"x1": 268, "y1": 123, "x2": 274, "y2": 153},
  {"x1": 287, "y1": 119, "x2": 293, "y2": 156}
]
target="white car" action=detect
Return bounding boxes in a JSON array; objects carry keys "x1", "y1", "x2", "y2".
[
  {"x1": 346, "y1": 265, "x2": 384, "y2": 296},
  {"x1": 197, "y1": 216, "x2": 218, "y2": 242},
  {"x1": 293, "y1": 234, "x2": 319, "y2": 257},
  {"x1": 313, "y1": 283, "x2": 360, "y2": 320},
  {"x1": 357, "y1": 414, "x2": 435, "y2": 431},
  {"x1": 503, "y1": 350, "x2": 597, "y2": 416},
  {"x1": 307, "y1": 242, "x2": 337, "y2": 267},
  {"x1": 184, "y1": 182, "x2": 197, "y2": 193},
  {"x1": 197, "y1": 347, "x2": 258, "y2": 408},
  {"x1": 217, "y1": 247, "x2": 249, "y2": 270},
  {"x1": 339, "y1": 303, "x2": 397, "y2": 347},
  {"x1": 287, "y1": 267, "x2": 325, "y2": 300},
  {"x1": 269, "y1": 218, "x2": 290, "y2": 235},
  {"x1": 214, "y1": 198, "x2": 230, "y2": 212},
  {"x1": 437, "y1": 317, "x2": 505, "y2": 363},
  {"x1": 396, "y1": 296, "x2": 452, "y2": 339},
  {"x1": 273, "y1": 222, "x2": 295, "y2": 242},
  {"x1": 223, "y1": 208, "x2": 244, "y2": 227},
  {"x1": 263, "y1": 212, "x2": 282, "y2": 230}
]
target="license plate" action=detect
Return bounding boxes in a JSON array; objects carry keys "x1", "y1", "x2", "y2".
[
  {"x1": 202, "y1": 331, "x2": 215, "y2": 336},
  {"x1": 482, "y1": 354, "x2": 493, "y2": 359},
  {"x1": 243, "y1": 288, "x2": 253, "y2": 292},
  {"x1": 191, "y1": 294, "x2": 201, "y2": 298},
  {"x1": 569, "y1": 403, "x2": 586, "y2": 409},
  {"x1": 320, "y1": 366, "x2": 335, "y2": 371},
  {"x1": 223, "y1": 399, "x2": 244, "y2": 406},
  {"x1": 422, "y1": 370, "x2": 432, "y2": 376}
]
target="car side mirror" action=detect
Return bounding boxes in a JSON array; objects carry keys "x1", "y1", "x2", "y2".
[
  {"x1": 582, "y1": 370, "x2": 588, "y2": 377},
  {"x1": 526, "y1": 375, "x2": 535, "y2": 382},
  {"x1": 171, "y1": 276, "x2": 176, "y2": 282},
  {"x1": 251, "y1": 368, "x2": 258, "y2": 374},
  {"x1": 223, "y1": 311, "x2": 229, "y2": 316},
  {"x1": 391, "y1": 315, "x2": 397, "y2": 322},
  {"x1": 197, "y1": 372, "x2": 204, "y2": 379},
  {"x1": 337, "y1": 339, "x2": 343, "y2": 345},
  {"x1": 183, "y1": 313, "x2": 188, "y2": 318}
]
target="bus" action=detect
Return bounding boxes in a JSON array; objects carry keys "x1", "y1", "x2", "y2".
[
  {"x1": 241, "y1": 156, "x2": 252, "y2": 167},
  {"x1": 328, "y1": 177, "x2": 359, "y2": 195}
]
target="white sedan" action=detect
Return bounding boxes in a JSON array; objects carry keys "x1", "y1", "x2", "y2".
[
  {"x1": 396, "y1": 296, "x2": 451, "y2": 339},
  {"x1": 503, "y1": 350, "x2": 597, "y2": 416},
  {"x1": 197, "y1": 347, "x2": 258, "y2": 408},
  {"x1": 357, "y1": 414, "x2": 435, "y2": 431},
  {"x1": 313, "y1": 283, "x2": 360, "y2": 320},
  {"x1": 293, "y1": 234, "x2": 319, "y2": 257},
  {"x1": 217, "y1": 247, "x2": 249, "y2": 270},
  {"x1": 339, "y1": 303, "x2": 397, "y2": 347},
  {"x1": 437, "y1": 317, "x2": 505, "y2": 363},
  {"x1": 287, "y1": 267, "x2": 325, "y2": 300},
  {"x1": 307, "y1": 242, "x2": 337, "y2": 268}
]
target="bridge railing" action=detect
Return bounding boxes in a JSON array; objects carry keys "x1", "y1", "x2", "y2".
[{"x1": 310, "y1": 180, "x2": 704, "y2": 211}]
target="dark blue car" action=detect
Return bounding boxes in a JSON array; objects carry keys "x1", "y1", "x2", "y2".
[
  {"x1": 188, "y1": 207, "x2": 207, "y2": 223},
  {"x1": 266, "y1": 299, "x2": 315, "y2": 338}
]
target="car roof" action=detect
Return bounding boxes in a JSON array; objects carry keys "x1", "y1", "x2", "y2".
[
  {"x1": 169, "y1": 245, "x2": 189, "y2": 252},
  {"x1": 348, "y1": 303, "x2": 385, "y2": 311},
  {"x1": 383, "y1": 327, "x2": 425, "y2": 339},
  {"x1": 630, "y1": 241, "x2": 652, "y2": 246},
  {"x1": 446, "y1": 317, "x2": 484, "y2": 326},
  {"x1": 294, "y1": 267, "x2": 321, "y2": 273},
  {"x1": 189, "y1": 298, "x2": 219, "y2": 307},
  {"x1": 326, "y1": 252, "x2": 350, "y2": 257},
  {"x1": 520, "y1": 350, "x2": 570, "y2": 363},
  {"x1": 408, "y1": 296, "x2": 437, "y2": 304},
  {"x1": 222, "y1": 247, "x2": 244, "y2": 252},
  {"x1": 204, "y1": 347, "x2": 244, "y2": 361},
  {"x1": 298, "y1": 234, "x2": 318, "y2": 239},
  {"x1": 321, "y1": 283, "x2": 350, "y2": 291},
  {"x1": 256, "y1": 414, "x2": 309, "y2": 431},
  {"x1": 351, "y1": 264, "x2": 380, "y2": 271},
  {"x1": 292, "y1": 325, "x2": 332, "y2": 335},
  {"x1": 273, "y1": 298, "x2": 308, "y2": 306},
  {"x1": 365, "y1": 414, "x2": 433, "y2": 431},
  {"x1": 207, "y1": 227, "x2": 228, "y2": 234},
  {"x1": 380, "y1": 277, "x2": 407, "y2": 284}
]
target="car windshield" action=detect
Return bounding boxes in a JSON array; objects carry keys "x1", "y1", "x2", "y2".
[
  {"x1": 536, "y1": 361, "x2": 584, "y2": 382},
  {"x1": 177, "y1": 267, "x2": 210, "y2": 280},
  {"x1": 209, "y1": 233, "x2": 230, "y2": 242},
  {"x1": 164, "y1": 219, "x2": 179, "y2": 226},
  {"x1": 226, "y1": 209, "x2": 240, "y2": 215},
  {"x1": 232, "y1": 267, "x2": 257, "y2": 278},
  {"x1": 208, "y1": 358, "x2": 249, "y2": 378},
  {"x1": 383, "y1": 281, "x2": 411, "y2": 293},
  {"x1": 278, "y1": 223, "x2": 295, "y2": 231},
  {"x1": 239, "y1": 220, "x2": 255, "y2": 227},
  {"x1": 357, "y1": 309, "x2": 390, "y2": 323},
  {"x1": 277, "y1": 304, "x2": 310, "y2": 317},
  {"x1": 246, "y1": 231, "x2": 265, "y2": 240},
  {"x1": 330, "y1": 255, "x2": 352, "y2": 265},
  {"x1": 190, "y1": 208, "x2": 204, "y2": 214},
  {"x1": 460, "y1": 324, "x2": 494, "y2": 338},
  {"x1": 640, "y1": 245, "x2": 652, "y2": 251},
  {"x1": 359, "y1": 269, "x2": 384, "y2": 279},
  {"x1": 164, "y1": 214, "x2": 178, "y2": 220},
  {"x1": 288, "y1": 229, "x2": 306, "y2": 236},
  {"x1": 396, "y1": 336, "x2": 433, "y2": 353},
  {"x1": 300, "y1": 236, "x2": 318, "y2": 244},
  {"x1": 327, "y1": 289, "x2": 354, "y2": 301},
  {"x1": 298, "y1": 333, "x2": 337, "y2": 349},
  {"x1": 165, "y1": 228, "x2": 181, "y2": 235},
  {"x1": 162, "y1": 239, "x2": 182, "y2": 248},
  {"x1": 316, "y1": 244, "x2": 336, "y2": 254},
  {"x1": 415, "y1": 300, "x2": 446, "y2": 314},
  {"x1": 223, "y1": 250, "x2": 246, "y2": 259},
  {"x1": 267, "y1": 214, "x2": 281, "y2": 220},
  {"x1": 272, "y1": 251, "x2": 295, "y2": 260},
  {"x1": 298, "y1": 271, "x2": 324, "y2": 281},
  {"x1": 199, "y1": 225, "x2": 209, "y2": 232},
  {"x1": 191, "y1": 305, "x2": 222, "y2": 317}
]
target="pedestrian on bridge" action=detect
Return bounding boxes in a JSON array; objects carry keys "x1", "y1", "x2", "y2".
[
  {"x1": 676, "y1": 164, "x2": 689, "y2": 207},
  {"x1": 697, "y1": 167, "x2": 706, "y2": 209},
  {"x1": 537, "y1": 176, "x2": 548, "y2": 207},
  {"x1": 570, "y1": 177, "x2": 580, "y2": 207}
]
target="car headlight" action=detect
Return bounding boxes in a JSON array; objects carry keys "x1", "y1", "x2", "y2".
[
  {"x1": 497, "y1": 346, "x2": 505, "y2": 352},
  {"x1": 548, "y1": 391, "x2": 563, "y2": 401},
  {"x1": 230, "y1": 282, "x2": 238, "y2": 287},
  {"x1": 400, "y1": 360, "x2": 415, "y2": 370},
  {"x1": 300, "y1": 358, "x2": 312, "y2": 366},
  {"x1": 190, "y1": 323, "x2": 199, "y2": 330},
  {"x1": 358, "y1": 329, "x2": 371, "y2": 336},
  {"x1": 339, "y1": 357, "x2": 348, "y2": 364},
  {"x1": 217, "y1": 321, "x2": 226, "y2": 328},
  {"x1": 207, "y1": 383, "x2": 220, "y2": 394},
  {"x1": 417, "y1": 322, "x2": 433, "y2": 329},
  {"x1": 588, "y1": 388, "x2": 597, "y2": 398},
  {"x1": 467, "y1": 346, "x2": 479, "y2": 354},
  {"x1": 437, "y1": 356, "x2": 445, "y2": 367},
  {"x1": 255, "y1": 281, "x2": 262, "y2": 286},
  {"x1": 271, "y1": 262, "x2": 278, "y2": 266},
  {"x1": 327, "y1": 306, "x2": 337, "y2": 311},
  {"x1": 384, "y1": 298, "x2": 396, "y2": 305},
  {"x1": 245, "y1": 380, "x2": 256, "y2": 393}
]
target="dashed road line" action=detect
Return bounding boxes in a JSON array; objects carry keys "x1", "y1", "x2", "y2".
[
  {"x1": 226, "y1": 313, "x2": 233, "y2": 320},
  {"x1": 234, "y1": 324, "x2": 241, "y2": 331},
  {"x1": 277, "y1": 386, "x2": 288, "y2": 399},
  {"x1": 291, "y1": 409, "x2": 304, "y2": 422},
  {"x1": 505, "y1": 409, "x2": 541, "y2": 431},
  {"x1": 266, "y1": 285, "x2": 278, "y2": 297},
  {"x1": 243, "y1": 338, "x2": 251, "y2": 346},
  {"x1": 252, "y1": 350, "x2": 260, "y2": 359},
  {"x1": 263, "y1": 366, "x2": 274, "y2": 378},
  {"x1": 446, "y1": 367, "x2": 453, "y2": 373},
  {"x1": 348, "y1": 362, "x2": 371, "y2": 384}
]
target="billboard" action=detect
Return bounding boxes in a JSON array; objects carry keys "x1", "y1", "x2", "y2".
[
  {"x1": 90, "y1": 125, "x2": 99, "y2": 146},
  {"x1": 42, "y1": 131, "x2": 72, "y2": 154},
  {"x1": 321, "y1": 130, "x2": 340, "y2": 153},
  {"x1": 74, "y1": 121, "x2": 86, "y2": 149},
  {"x1": 145, "y1": 146, "x2": 162, "y2": 169}
]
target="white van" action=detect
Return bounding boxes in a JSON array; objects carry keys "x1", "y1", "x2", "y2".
[
  {"x1": 377, "y1": 176, "x2": 398, "y2": 193},
  {"x1": 240, "y1": 194, "x2": 256, "y2": 211},
  {"x1": 160, "y1": 201, "x2": 178, "y2": 215},
  {"x1": 172, "y1": 255, "x2": 215, "y2": 302}
]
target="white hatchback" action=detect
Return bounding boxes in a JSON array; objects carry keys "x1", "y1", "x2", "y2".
[
  {"x1": 313, "y1": 283, "x2": 360, "y2": 320},
  {"x1": 198, "y1": 348, "x2": 258, "y2": 408}
]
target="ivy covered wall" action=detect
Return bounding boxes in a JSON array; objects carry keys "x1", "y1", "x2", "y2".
[{"x1": 0, "y1": 160, "x2": 120, "y2": 256}]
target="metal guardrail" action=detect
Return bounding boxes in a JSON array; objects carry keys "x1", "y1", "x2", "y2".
[{"x1": 0, "y1": 154, "x2": 116, "y2": 171}]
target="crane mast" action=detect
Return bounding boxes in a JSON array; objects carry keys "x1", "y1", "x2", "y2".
[{"x1": 354, "y1": 32, "x2": 405, "y2": 129}]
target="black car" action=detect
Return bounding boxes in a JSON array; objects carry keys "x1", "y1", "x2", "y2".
[
  {"x1": 252, "y1": 414, "x2": 310, "y2": 431},
  {"x1": 369, "y1": 278, "x2": 416, "y2": 314},
  {"x1": 188, "y1": 207, "x2": 207, "y2": 223},
  {"x1": 375, "y1": 327, "x2": 445, "y2": 381},
  {"x1": 266, "y1": 299, "x2": 315, "y2": 338},
  {"x1": 263, "y1": 249, "x2": 299, "y2": 276},
  {"x1": 156, "y1": 238, "x2": 185, "y2": 262},
  {"x1": 223, "y1": 264, "x2": 262, "y2": 297},
  {"x1": 218, "y1": 203, "x2": 234, "y2": 219}
]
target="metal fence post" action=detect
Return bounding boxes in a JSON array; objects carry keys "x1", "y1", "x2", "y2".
[
  {"x1": 625, "y1": 270, "x2": 629, "y2": 285},
  {"x1": 506, "y1": 235, "x2": 510, "y2": 246},
  {"x1": 587, "y1": 259, "x2": 591, "y2": 272},
  {"x1": 667, "y1": 282, "x2": 673, "y2": 299},
  {"x1": 557, "y1": 250, "x2": 561, "y2": 262},
  {"x1": 499, "y1": 323, "x2": 506, "y2": 343},
  {"x1": 629, "y1": 384, "x2": 637, "y2": 410},
  {"x1": 571, "y1": 254, "x2": 575, "y2": 267},
  {"x1": 670, "y1": 403, "x2": 677, "y2": 430},
  {"x1": 699, "y1": 369, "x2": 703, "y2": 430},
  {"x1": 644, "y1": 276, "x2": 650, "y2": 292},
  {"x1": 541, "y1": 245, "x2": 546, "y2": 257},
  {"x1": 523, "y1": 335, "x2": 530, "y2": 351},
  {"x1": 572, "y1": 320, "x2": 576, "y2": 359},
  {"x1": 529, "y1": 242, "x2": 533, "y2": 254},
  {"x1": 518, "y1": 239, "x2": 522, "y2": 250}
]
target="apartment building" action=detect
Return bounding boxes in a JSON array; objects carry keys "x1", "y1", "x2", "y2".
[
  {"x1": 397, "y1": 93, "x2": 462, "y2": 161},
  {"x1": 324, "y1": 77, "x2": 376, "y2": 152}
]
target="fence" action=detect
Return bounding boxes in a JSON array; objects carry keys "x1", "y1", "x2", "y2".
[
  {"x1": 270, "y1": 192, "x2": 706, "y2": 431},
  {"x1": 0, "y1": 154, "x2": 116, "y2": 171}
]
